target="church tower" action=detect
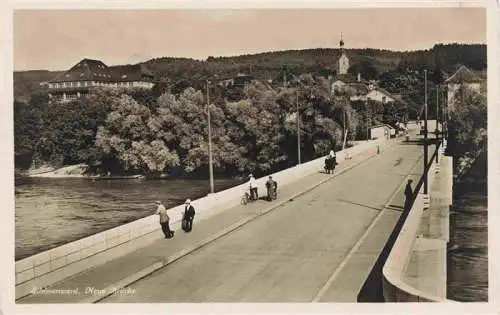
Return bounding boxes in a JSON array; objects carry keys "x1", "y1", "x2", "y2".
[{"x1": 338, "y1": 33, "x2": 349, "y2": 75}]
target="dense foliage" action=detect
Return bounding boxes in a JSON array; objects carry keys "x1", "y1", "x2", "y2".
[
  {"x1": 447, "y1": 87, "x2": 487, "y2": 158},
  {"x1": 14, "y1": 79, "x2": 367, "y2": 177}
]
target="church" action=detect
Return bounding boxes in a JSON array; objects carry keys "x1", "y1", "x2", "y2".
[{"x1": 330, "y1": 35, "x2": 399, "y2": 105}]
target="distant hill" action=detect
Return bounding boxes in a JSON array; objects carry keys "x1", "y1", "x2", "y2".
[
  {"x1": 13, "y1": 70, "x2": 64, "y2": 102},
  {"x1": 13, "y1": 43, "x2": 486, "y2": 102}
]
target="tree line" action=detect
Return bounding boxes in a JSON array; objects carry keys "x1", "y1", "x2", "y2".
[{"x1": 16, "y1": 79, "x2": 402, "y2": 178}]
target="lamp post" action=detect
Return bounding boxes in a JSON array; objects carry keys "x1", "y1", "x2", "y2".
[
  {"x1": 423, "y1": 70, "x2": 428, "y2": 194},
  {"x1": 436, "y1": 85, "x2": 440, "y2": 163},
  {"x1": 296, "y1": 90, "x2": 301, "y2": 165},
  {"x1": 206, "y1": 80, "x2": 214, "y2": 194}
]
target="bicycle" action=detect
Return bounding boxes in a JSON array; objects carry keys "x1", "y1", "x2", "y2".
[
  {"x1": 267, "y1": 187, "x2": 278, "y2": 201},
  {"x1": 241, "y1": 190, "x2": 258, "y2": 205}
]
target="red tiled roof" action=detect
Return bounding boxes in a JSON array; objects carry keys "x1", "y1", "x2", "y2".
[{"x1": 445, "y1": 65, "x2": 482, "y2": 84}]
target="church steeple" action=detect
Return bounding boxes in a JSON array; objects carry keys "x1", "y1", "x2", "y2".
[{"x1": 338, "y1": 33, "x2": 349, "y2": 75}]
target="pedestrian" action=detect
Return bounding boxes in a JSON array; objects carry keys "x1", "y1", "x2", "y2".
[
  {"x1": 155, "y1": 200, "x2": 174, "y2": 239},
  {"x1": 248, "y1": 174, "x2": 258, "y2": 200},
  {"x1": 183, "y1": 199, "x2": 196, "y2": 232},
  {"x1": 265, "y1": 176, "x2": 278, "y2": 201},
  {"x1": 404, "y1": 179, "x2": 413, "y2": 211}
]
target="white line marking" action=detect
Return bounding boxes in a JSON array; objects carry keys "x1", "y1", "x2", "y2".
[{"x1": 311, "y1": 152, "x2": 424, "y2": 302}]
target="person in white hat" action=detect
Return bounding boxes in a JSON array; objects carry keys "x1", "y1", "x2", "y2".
[
  {"x1": 182, "y1": 199, "x2": 196, "y2": 232},
  {"x1": 248, "y1": 174, "x2": 258, "y2": 200},
  {"x1": 155, "y1": 200, "x2": 174, "y2": 239}
]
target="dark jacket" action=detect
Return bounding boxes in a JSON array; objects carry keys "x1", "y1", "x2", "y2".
[
  {"x1": 266, "y1": 179, "x2": 277, "y2": 191},
  {"x1": 184, "y1": 205, "x2": 195, "y2": 219},
  {"x1": 404, "y1": 183, "x2": 413, "y2": 198}
]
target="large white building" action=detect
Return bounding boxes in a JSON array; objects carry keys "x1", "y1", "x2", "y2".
[{"x1": 47, "y1": 58, "x2": 155, "y2": 103}]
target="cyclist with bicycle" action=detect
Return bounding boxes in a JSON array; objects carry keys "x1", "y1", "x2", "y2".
[{"x1": 248, "y1": 174, "x2": 258, "y2": 200}]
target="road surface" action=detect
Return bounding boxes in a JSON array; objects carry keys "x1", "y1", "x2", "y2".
[{"x1": 101, "y1": 140, "x2": 429, "y2": 302}]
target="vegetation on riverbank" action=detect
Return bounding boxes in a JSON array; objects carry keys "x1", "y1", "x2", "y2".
[
  {"x1": 447, "y1": 87, "x2": 487, "y2": 178},
  {"x1": 15, "y1": 81, "x2": 365, "y2": 178}
]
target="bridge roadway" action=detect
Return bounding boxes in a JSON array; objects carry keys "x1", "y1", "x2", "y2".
[{"x1": 98, "y1": 139, "x2": 429, "y2": 303}]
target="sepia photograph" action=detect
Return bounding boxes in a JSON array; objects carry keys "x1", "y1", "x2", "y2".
[{"x1": 4, "y1": 3, "x2": 495, "y2": 312}]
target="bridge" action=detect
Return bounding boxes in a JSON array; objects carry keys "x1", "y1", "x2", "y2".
[{"x1": 15, "y1": 121, "x2": 454, "y2": 303}]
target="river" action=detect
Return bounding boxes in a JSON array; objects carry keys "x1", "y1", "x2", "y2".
[
  {"x1": 447, "y1": 152, "x2": 488, "y2": 302},
  {"x1": 15, "y1": 178, "x2": 243, "y2": 261}
]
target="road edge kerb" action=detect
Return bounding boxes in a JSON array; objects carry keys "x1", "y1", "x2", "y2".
[
  {"x1": 311, "y1": 151, "x2": 426, "y2": 302},
  {"x1": 87, "y1": 140, "x2": 399, "y2": 303}
]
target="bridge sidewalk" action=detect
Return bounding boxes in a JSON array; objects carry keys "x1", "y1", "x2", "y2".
[
  {"x1": 18, "y1": 140, "x2": 396, "y2": 303},
  {"x1": 402, "y1": 152, "x2": 452, "y2": 299}
]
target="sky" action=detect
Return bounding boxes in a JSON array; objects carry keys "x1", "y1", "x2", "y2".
[{"x1": 13, "y1": 8, "x2": 486, "y2": 71}]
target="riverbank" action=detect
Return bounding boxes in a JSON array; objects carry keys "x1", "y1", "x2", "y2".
[
  {"x1": 25, "y1": 164, "x2": 148, "y2": 179},
  {"x1": 27, "y1": 164, "x2": 89, "y2": 178}
]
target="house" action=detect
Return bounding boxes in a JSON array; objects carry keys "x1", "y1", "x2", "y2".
[
  {"x1": 445, "y1": 65, "x2": 483, "y2": 110},
  {"x1": 365, "y1": 87, "x2": 396, "y2": 104},
  {"x1": 370, "y1": 124, "x2": 395, "y2": 140},
  {"x1": 47, "y1": 58, "x2": 155, "y2": 103}
]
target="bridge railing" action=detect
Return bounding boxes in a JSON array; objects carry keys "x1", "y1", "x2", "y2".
[
  {"x1": 382, "y1": 139, "x2": 456, "y2": 302},
  {"x1": 15, "y1": 137, "x2": 390, "y2": 300}
]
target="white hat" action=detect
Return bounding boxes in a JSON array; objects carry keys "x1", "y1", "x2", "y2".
[
  {"x1": 185, "y1": 199, "x2": 191, "y2": 204},
  {"x1": 155, "y1": 200, "x2": 161, "y2": 204}
]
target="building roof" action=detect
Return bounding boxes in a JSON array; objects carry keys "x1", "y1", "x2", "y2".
[
  {"x1": 371, "y1": 124, "x2": 395, "y2": 130},
  {"x1": 108, "y1": 64, "x2": 154, "y2": 82},
  {"x1": 444, "y1": 65, "x2": 482, "y2": 84},
  {"x1": 49, "y1": 58, "x2": 154, "y2": 83},
  {"x1": 332, "y1": 73, "x2": 358, "y2": 84},
  {"x1": 367, "y1": 86, "x2": 394, "y2": 98},
  {"x1": 344, "y1": 82, "x2": 369, "y2": 96}
]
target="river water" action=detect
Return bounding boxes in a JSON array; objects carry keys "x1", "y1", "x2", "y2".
[
  {"x1": 15, "y1": 178, "x2": 242, "y2": 261},
  {"x1": 447, "y1": 153, "x2": 488, "y2": 302}
]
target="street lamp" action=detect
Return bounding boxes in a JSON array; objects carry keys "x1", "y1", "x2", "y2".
[
  {"x1": 296, "y1": 90, "x2": 301, "y2": 165},
  {"x1": 423, "y1": 70, "x2": 428, "y2": 194},
  {"x1": 206, "y1": 80, "x2": 215, "y2": 194}
]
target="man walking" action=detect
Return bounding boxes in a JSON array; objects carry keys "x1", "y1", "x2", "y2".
[
  {"x1": 265, "y1": 176, "x2": 278, "y2": 201},
  {"x1": 183, "y1": 199, "x2": 196, "y2": 232},
  {"x1": 155, "y1": 200, "x2": 174, "y2": 239},
  {"x1": 404, "y1": 179, "x2": 414, "y2": 211}
]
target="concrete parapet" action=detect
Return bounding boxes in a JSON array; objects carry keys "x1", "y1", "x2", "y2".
[
  {"x1": 382, "y1": 151, "x2": 456, "y2": 303},
  {"x1": 15, "y1": 137, "x2": 390, "y2": 300}
]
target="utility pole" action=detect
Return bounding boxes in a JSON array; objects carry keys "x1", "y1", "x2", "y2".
[
  {"x1": 424, "y1": 70, "x2": 428, "y2": 194},
  {"x1": 206, "y1": 80, "x2": 214, "y2": 194},
  {"x1": 442, "y1": 89, "x2": 447, "y2": 141},
  {"x1": 296, "y1": 90, "x2": 301, "y2": 164},
  {"x1": 342, "y1": 104, "x2": 348, "y2": 151},
  {"x1": 436, "y1": 85, "x2": 440, "y2": 163}
]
